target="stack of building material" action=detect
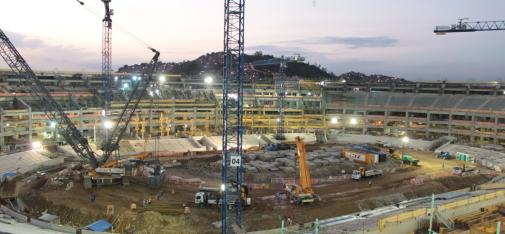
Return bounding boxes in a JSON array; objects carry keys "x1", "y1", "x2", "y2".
[
  {"x1": 126, "y1": 137, "x2": 206, "y2": 154},
  {"x1": 248, "y1": 160, "x2": 280, "y2": 172}
]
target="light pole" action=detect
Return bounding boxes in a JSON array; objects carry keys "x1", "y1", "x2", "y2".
[{"x1": 401, "y1": 136, "x2": 409, "y2": 160}]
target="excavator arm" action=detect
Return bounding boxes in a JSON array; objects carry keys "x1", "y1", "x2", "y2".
[{"x1": 0, "y1": 28, "x2": 100, "y2": 167}]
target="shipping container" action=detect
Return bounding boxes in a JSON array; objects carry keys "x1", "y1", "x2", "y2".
[{"x1": 341, "y1": 149, "x2": 378, "y2": 165}]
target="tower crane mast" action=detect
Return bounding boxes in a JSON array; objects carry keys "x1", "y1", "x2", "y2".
[
  {"x1": 102, "y1": 0, "x2": 113, "y2": 141},
  {"x1": 248, "y1": 55, "x2": 305, "y2": 140},
  {"x1": 222, "y1": 0, "x2": 245, "y2": 233}
]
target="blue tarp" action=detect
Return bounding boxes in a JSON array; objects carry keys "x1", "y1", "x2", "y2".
[
  {"x1": 1, "y1": 172, "x2": 16, "y2": 178},
  {"x1": 86, "y1": 219, "x2": 112, "y2": 232}
]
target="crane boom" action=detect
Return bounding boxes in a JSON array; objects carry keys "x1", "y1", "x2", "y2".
[
  {"x1": 434, "y1": 19, "x2": 505, "y2": 34},
  {"x1": 100, "y1": 48, "x2": 160, "y2": 164},
  {"x1": 295, "y1": 136, "x2": 313, "y2": 194},
  {"x1": 0, "y1": 28, "x2": 100, "y2": 167}
]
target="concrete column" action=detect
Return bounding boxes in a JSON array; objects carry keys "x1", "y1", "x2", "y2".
[
  {"x1": 193, "y1": 106, "x2": 197, "y2": 131},
  {"x1": 171, "y1": 100, "x2": 176, "y2": 133},
  {"x1": 363, "y1": 111, "x2": 368, "y2": 134},
  {"x1": 404, "y1": 111, "x2": 409, "y2": 135},
  {"x1": 28, "y1": 108, "x2": 32, "y2": 143},
  {"x1": 342, "y1": 108, "x2": 347, "y2": 133},
  {"x1": 384, "y1": 111, "x2": 389, "y2": 135},
  {"x1": 448, "y1": 113, "x2": 452, "y2": 137},
  {"x1": 148, "y1": 106, "x2": 153, "y2": 134},
  {"x1": 425, "y1": 112, "x2": 431, "y2": 139},
  {"x1": 0, "y1": 110, "x2": 4, "y2": 149},
  {"x1": 494, "y1": 115, "x2": 499, "y2": 144},
  {"x1": 471, "y1": 115, "x2": 476, "y2": 144},
  {"x1": 78, "y1": 110, "x2": 84, "y2": 133},
  {"x1": 321, "y1": 89, "x2": 327, "y2": 133}
]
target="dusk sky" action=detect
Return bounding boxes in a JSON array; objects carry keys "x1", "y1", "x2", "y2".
[{"x1": 1, "y1": 0, "x2": 504, "y2": 81}]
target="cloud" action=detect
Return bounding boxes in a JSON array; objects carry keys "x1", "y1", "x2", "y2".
[
  {"x1": 282, "y1": 36, "x2": 398, "y2": 49},
  {"x1": 2, "y1": 30, "x2": 99, "y2": 71},
  {"x1": 6, "y1": 31, "x2": 45, "y2": 49},
  {"x1": 247, "y1": 45, "x2": 308, "y2": 56}
]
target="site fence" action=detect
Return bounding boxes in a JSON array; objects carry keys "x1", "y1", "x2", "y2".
[{"x1": 271, "y1": 174, "x2": 351, "y2": 185}]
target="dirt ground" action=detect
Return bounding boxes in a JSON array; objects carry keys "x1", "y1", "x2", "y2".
[{"x1": 20, "y1": 147, "x2": 498, "y2": 233}]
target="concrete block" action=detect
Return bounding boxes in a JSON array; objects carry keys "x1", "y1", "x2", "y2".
[{"x1": 279, "y1": 167, "x2": 295, "y2": 174}]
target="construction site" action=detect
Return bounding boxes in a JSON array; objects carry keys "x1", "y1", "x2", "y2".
[{"x1": 1, "y1": 1, "x2": 505, "y2": 234}]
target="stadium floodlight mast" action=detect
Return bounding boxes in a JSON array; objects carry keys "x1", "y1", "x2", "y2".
[
  {"x1": 350, "y1": 117, "x2": 358, "y2": 125},
  {"x1": 331, "y1": 117, "x2": 338, "y2": 124},
  {"x1": 204, "y1": 76, "x2": 213, "y2": 84},
  {"x1": 104, "y1": 120, "x2": 114, "y2": 129},
  {"x1": 32, "y1": 141, "x2": 42, "y2": 150},
  {"x1": 402, "y1": 136, "x2": 410, "y2": 143}
]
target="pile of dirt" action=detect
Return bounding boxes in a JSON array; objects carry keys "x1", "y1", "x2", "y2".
[
  {"x1": 357, "y1": 193, "x2": 407, "y2": 210},
  {"x1": 435, "y1": 174, "x2": 492, "y2": 189},
  {"x1": 22, "y1": 193, "x2": 105, "y2": 227},
  {"x1": 131, "y1": 211, "x2": 205, "y2": 234}
]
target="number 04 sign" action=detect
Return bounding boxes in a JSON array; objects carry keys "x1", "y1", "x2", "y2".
[{"x1": 230, "y1": 155, "x2": 241, "y2": 167}]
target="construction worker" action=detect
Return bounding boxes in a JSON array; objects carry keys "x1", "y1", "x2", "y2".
[
  {"x1": 368, "y1": 179, "x2": 372, "y2": 187},
  {"x1": 90, "y1": 192, "x2": 97, "y2": 203}
]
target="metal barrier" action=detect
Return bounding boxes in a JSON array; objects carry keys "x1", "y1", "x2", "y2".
[
  {"x1": 271, "y1": 175, "x2": 350, "y2": 185},
  {"x1": 377, "y1": 190, "x2": 505, "y2": 232},
  {"x1": 438, "y1": 190, "x2": 505, "y2": 211}
]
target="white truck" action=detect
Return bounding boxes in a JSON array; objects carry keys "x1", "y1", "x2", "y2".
[
  {"x1": 194, "y1": 185, "x2": 251, "y2": 207},
  {"x1": 352, "y1": 167, "x2": 383, "y2": 180}
]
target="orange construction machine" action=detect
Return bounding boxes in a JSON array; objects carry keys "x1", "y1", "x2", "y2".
[{"x1": 285, "y1": 136, "x2": 320, "y2": 205}]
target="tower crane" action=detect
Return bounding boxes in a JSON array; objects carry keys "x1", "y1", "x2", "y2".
[
  {"x1": 102, "y1": 0, "x2": 113, "y2": 142},
  {"x1": 222, "y1": 0, "x2": 245, "y2": 233},
  {"x1": 0, "y1": 28, "x2": 160, "y2": 183},
  {"x1": 248, "y1": 55, "x2": 305, "y2": 140},
  {"x1": 434, "y1": 18, "x2": 505, "y2": 35}
]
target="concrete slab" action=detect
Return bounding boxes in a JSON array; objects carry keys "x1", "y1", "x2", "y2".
[
  {"x1": 0, "y1": 150, "x2": 53, "y2": 175},
  {"x1": 328, "y1": 133, "x2": 432, "y2": 151}
]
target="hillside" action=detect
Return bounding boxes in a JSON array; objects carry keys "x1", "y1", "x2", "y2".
[{"x1": 117, "y1": 52, "x2": 410, "y2": 83}]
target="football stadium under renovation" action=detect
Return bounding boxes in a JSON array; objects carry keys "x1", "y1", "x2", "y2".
[{"x1": 1, "y1": 1, "x2": 505, "y2": 234}]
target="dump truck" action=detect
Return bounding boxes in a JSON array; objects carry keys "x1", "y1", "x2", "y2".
[
  {"x1": 351, "y1": 167, "x2": 383, "y2": 180},
  {"x1": 402, "y1": 154, "x2": 419, "y2": 166}
]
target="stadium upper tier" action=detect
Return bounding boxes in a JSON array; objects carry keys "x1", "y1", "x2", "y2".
[{"x1": 329, "y1": 92, "x2": 505, "y2": 114}]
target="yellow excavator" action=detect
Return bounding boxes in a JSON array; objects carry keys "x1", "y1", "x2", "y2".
[{"x1": 285, "y1": 136, "x2": 320, "y2": 205}]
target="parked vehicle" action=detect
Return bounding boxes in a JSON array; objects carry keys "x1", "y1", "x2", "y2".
[{"x1": 351, "y1": 167, "x2": 383, "y2": 180}]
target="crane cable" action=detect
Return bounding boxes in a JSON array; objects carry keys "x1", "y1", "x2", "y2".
[{"x1": 74, "y1": 0, "x2": 153, "y2": 50}]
